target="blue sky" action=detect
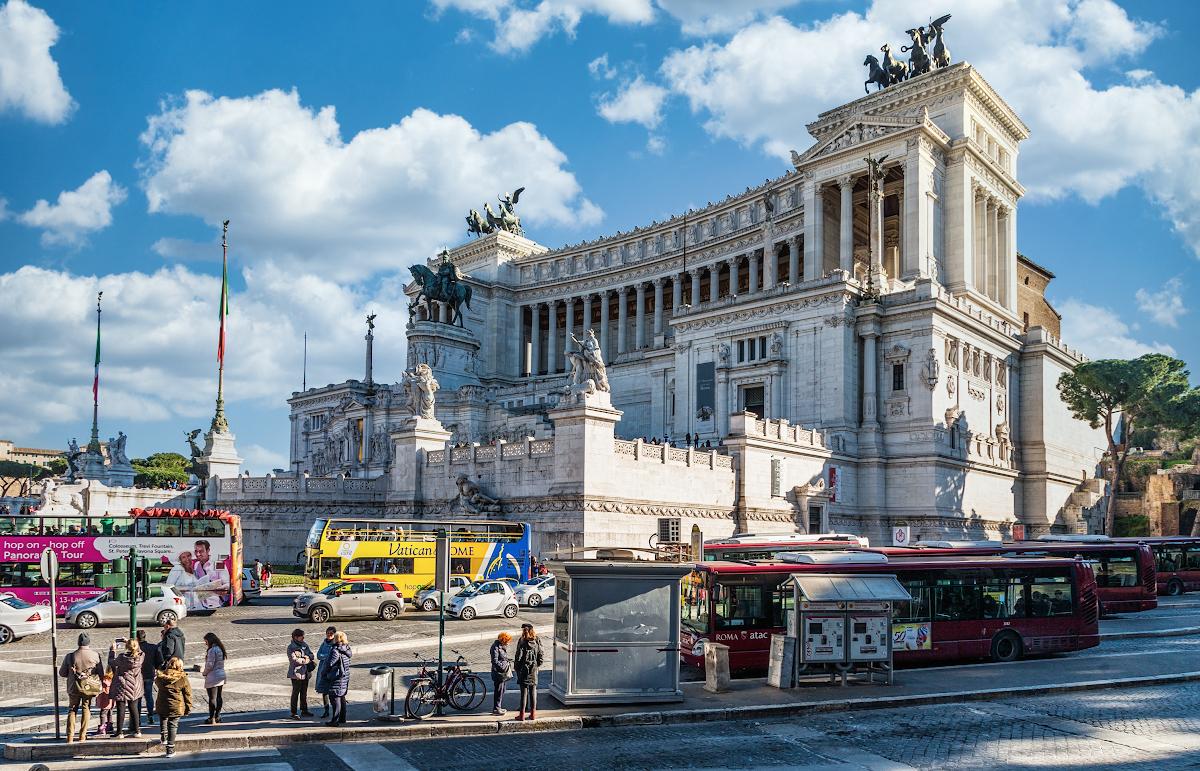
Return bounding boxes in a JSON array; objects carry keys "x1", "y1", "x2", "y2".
[{"x1": 1, "y1": 0, "x2": 1197, "y2": 472}]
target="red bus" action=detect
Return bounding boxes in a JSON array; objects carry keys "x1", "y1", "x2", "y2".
[
  {"x1": 1114, "y1": 537, "x2": 1200, "y2": 596},
  {"x1": 870, "y1": 537, "x2": 1156, "y2": 615},
  {"x1": 704, "y1": 532, "x2": 869, "y2": 561},
  {"x1": 680, "y1": 552, "x2": 1099, "y2": 671}
]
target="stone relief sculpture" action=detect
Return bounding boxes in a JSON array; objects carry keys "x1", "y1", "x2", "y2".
[
  {"x1": 401, "y1": 363, "x2": 440, "y2": 419},
  {"x1": 38, "y1": 479, "x2": 85, "y2": 515},
  {"x1": 921, "y1": 348, "x2": 940, "y2": 390},
  {"x1": 770, "y1": 332, "x2": 785, "y2": 358},
  {"x1": 370, "y1": 427, "x2": 392, "y2": 463},
  {"x1": 454, "y1": 474, "x2": 500, "y2": 514},
  {"x1": 563, "y1": 329, "x2": 609, "y2": 402},
  {"x1": 717, "y1": 343, "x2": 731, "y2": 366}
]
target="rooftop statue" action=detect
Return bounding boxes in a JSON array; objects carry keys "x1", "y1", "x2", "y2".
[
  {"x1": 467, "y1": 187, "x2": 525, "y2": 237},
  {"x1": 408, "y1": 250, "x2": 473, "y2": 326},
  {"x1": 864, "y1": 15, "x2": 950, "y2": 92}
]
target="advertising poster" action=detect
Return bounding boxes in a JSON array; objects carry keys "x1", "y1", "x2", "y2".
[
  {"x1": 892, "y1": 622, "x2": 931, "y2": 650},
  {"x1": 828, "y1": 467, "x2": 839, "y2": 502}
]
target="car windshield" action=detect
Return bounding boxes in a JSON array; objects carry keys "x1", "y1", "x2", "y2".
[
  {"x1": 0, "y1": 597, "x2": 34, "y2": 610},
  {"x1": 457, "y1": 582, "x2": 488, "y2": 598},
  {"x1": 519, "y1": 578, "x2": 542, "y2": 586},
  {"x1": 320, "y1": 582, "x2": 348, "y2": 596}
]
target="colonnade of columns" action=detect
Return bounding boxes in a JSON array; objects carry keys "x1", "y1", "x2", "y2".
[
  {"x1": 972, "y1": 184, "x2": 1011, "y2": 308},
  {"x1": 516, "y1": 237, "x2": 803, "y2": 377}
]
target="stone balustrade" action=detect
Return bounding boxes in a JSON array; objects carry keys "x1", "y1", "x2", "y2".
[
  {"x1": 733, "y1": 414, "x2": 827, "y2": 449},
  {"x1": 611, "y1": 439, "x2": 732, "y2": 472},
  {"x1": 212, "y1": 473, "x2": 386, "y2": 502}
]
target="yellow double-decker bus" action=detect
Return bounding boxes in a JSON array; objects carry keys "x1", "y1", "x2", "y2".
[{"x1": 302, "y1": 518, "x2": 532, "y2": 596}]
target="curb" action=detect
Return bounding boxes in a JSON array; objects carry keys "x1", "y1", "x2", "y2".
[
  {"x1": 10, "y1": 670, "x2": 1200, "y2": 761},
  {"x1": 1099, "y1": 626, "x2": 1200, "y2": 641}
]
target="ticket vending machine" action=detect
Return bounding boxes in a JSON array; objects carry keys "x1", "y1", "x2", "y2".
[{"x1": 782, "y1": 570, "x2": 911, "y2": 687}]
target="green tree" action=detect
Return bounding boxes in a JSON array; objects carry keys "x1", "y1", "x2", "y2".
[
  {"x1": 0, "y1": 461, "x2": 54, "y2": 497},
  {"x1": 131, "y1": 452, "x2": 191, "y2": 487},
  {"x1": 1058, "y1": 353, "x2": 1200, "y2": 535}
]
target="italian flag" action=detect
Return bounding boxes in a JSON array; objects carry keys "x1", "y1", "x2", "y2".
[
  {"x1": 217, "y1": 250, "x2": 229, "y2": 365},
  {"x1": 92, "y1": 309, "x2": 101, "y2": 402}
]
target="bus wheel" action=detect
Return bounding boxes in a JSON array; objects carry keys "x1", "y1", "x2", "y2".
[
  {"x1": 379, "y1": 603, "x2": 400, "y2": 621},
  {"x1": 421, "y1": 598, "x2": 437, "y2": 612},
  {"x1": 990, "y1": 630, "x2": 1023, "y2": 663},
  {"x1": 0, "y1": 626, "x2": 12, "y2": 645},
  {"x1": 310, "y1": 606, "x2": 330, "y2": 624},
  {"x1": 75, "y1": 612, "x2": 98, "y2": 629},
  {"x1": 1168, "y1": 579, "x2": 1185, "y2": 597}
]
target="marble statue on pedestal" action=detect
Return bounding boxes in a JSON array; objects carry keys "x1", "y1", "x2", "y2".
[
  {"x1": 401, "y1": 363, "x2": 439, "y2": 419},
  {"x1": 38, "y1": 479, "x2": 85, "y2": 516}
]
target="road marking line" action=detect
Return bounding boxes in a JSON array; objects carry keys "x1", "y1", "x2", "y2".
[{"x1": 328, "y1": 742, "x2": 419, "y2": 771}]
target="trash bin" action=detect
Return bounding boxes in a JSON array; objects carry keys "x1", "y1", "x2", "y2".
[{"x1": 370, "y1": 665, "x2": 398, "y2": 721}]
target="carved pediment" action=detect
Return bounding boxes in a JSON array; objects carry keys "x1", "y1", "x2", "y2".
[{"x1": 792, "y1": 114, "x2": 920, "y2": 169}]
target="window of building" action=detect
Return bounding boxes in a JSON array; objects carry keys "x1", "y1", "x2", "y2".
[
  {"x1": 747, "y1": 339, "x2": 756, "y2": 361},
  {"x1": 657, "y1": 517, "x2": 681, "y2": 543},
  {"x1": 892, "y1": 363, "x2": 904, "y2": 391},
  {"x1": 760, "y1": 337, "x2": 767, "y2": 358},
  {"x1": 741, "y1": 385, "x2": 765, "y2": 417},
  {"x1": 737, "y1": 340, "x2": 746, "y2": 363},
  {"x1": 808, "y1": 505, "x2": 823, "y2": 534}
]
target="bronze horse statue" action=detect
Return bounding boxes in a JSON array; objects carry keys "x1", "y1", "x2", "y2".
[
  {"x1": 864, "y1": 54, "x2": 888, "y2": 93},
  {"x1": 409, "y1": 263, "x2": 472, "y2": 326},
  {"x1": 466, "y1": 209, "x2": 493, "y2": 237},
  {"x1": 880, "y1": 44, "x2": 908, "y2": 86}
]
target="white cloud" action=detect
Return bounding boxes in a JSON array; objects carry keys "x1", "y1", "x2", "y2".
[
  {"x1": 646, "y1": 134, "x2": 665, "y2": 155},
  {"x1": 0, "y1": 0, "x2": 74, "y2": 124},
  {"x1": 1135, "y1": 277, "x2": 1187, "y2": 328},
  {"x1": 138, "y1": 89, "x2": 602, "y2": 281},
  {"x1": 655, "y1": 0, "x2": 807, "y2": 36},
  {"x1": 429, "y1": 0, "x2": 654, "y2": 53},
  {"x1": 588, "y1": 53, "x2": 616, "y2": 79},
  {"x1": 656, "y1": 0, "x2": 1200, "y2": 258},
  {"x1": 1058, "y1": 297, "x2": 1175, "y2": 359},
  {"x1": 17, "y1": 170, "x2": 127, "y2": 248},
  {"x1": 0, "y1": 263, "x2": 410, "y2": 442},
  {"x1": 597, "y1": 75, "x2": 668, "y2": 129}
]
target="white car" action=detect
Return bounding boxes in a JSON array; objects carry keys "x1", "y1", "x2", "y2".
[
  {"x1": 65, "y1": 586, "x2": 188, "y2": 629},
  {"x1": 241, "y1": 568, "x2": 261, "y2": 603},
  {"x1": 445, "y1": 580, "x2": 519, "y2": 620},
  {"x1": 413, "y1": 576, "x2": 474, "y2": 612},
  {"x1": 0, "y1": 593, "x2": 52, "y2": 644},
  {"x1": 514, "y1": 575, "x2": 555, "y2": 607}
]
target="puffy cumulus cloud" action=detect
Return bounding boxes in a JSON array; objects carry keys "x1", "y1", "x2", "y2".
[
  {"x1": 0, "y1": 263, "x2": 410, "y2": 442},
  {"x1": 139, "y1": 89, "x2": 602, "y2": 281},
  {"x1": 0, "y1": 0, "x2": 74, "y2": 124},
  {"x1": 655, "y1": 0, "x2": 807, "y2": 36},
  {"x1": 597, "y1": 75, "x2": 669, "y2": 129},
  {"x1": 1135, "y1": 277, "x2": 1187, "y2": 328},
  {"x1": 1058, "y1": 297, "x2": 1175, "y2": 360},
  {"x1": 429, "y1": 0, "x2": 653, "y2": 53},
  {"x1": 17, "y1": 171, "x2": 127, "y2": 247},
  {"x1": 658, "y1": 0, "x2": 1200, "y2": 257}
]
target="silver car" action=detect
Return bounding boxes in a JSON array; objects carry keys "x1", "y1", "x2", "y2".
[
  {"x1": 413, "y1": 575, "x2": 473, "y2": 611},
  {"x1": 240, "y1": 568, "x2": 261, "y2": 604},
  {"x1": 514, "y1": 575, "x2": 555, "y2": 607},
  {"x1": 293, "y1": 580, "x2": 406, "y2": 623},
  {"x1": 65, "y1": 586, "x2": 188, "y2": 629},
  {"x1": 445, "y1": 580, "x2": 519, "y2": 620}
]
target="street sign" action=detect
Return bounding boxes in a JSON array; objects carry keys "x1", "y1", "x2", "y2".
[
  {"x1": 434, "y1": 530, "x2": 450, "y2": 592},
  {"x1": 39, "y1": 548, "x2": 59, "y2": 581}
]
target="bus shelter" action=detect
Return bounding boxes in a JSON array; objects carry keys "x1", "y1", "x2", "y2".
[
  {"x1": 547, "y1": 559, "x2": 691, "y2": 705},
  {"x1": 782, "y1": 572, "x2": 910, "y2": 687}
]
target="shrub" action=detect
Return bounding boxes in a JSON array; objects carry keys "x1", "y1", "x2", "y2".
[{"x1": 1114, "y1": 515, "x2": 1150, "y2": 537}]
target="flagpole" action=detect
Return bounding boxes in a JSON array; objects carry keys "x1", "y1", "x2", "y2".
[
  {"x1": 87, "y1": 292, "x2": 103, "y2": 455},
  {"x1": 212, "y1": 221, "x2": 230, "y2": 433}
]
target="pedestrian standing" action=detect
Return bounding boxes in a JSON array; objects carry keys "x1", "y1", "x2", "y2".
[
  {"x1": 264, "y1": 561, "x2": 273, "y2": 589},
  {"x1": 321, "y1": 631, "x2": 352, "y2": 726},
  {"x1": 59, "y1": 632, "x2": 105, "y2": 742},
  {"x1": 201, "y1": 633, "x2": 227, "y2": 724},
  {"x1": 287, "y1": 629, "x2": 316, "y2": 719},
  {"x1": 155, "y1": 656, "x2": 192, "y2": 758},
  {"x1": 253, "y1": 558, "x2": 263, "y2": 583},
  {"x1": 136, "y1": 629, "x2": 163, "y2": 726},
  {"x1": 160, "y1": 617, "x2": 186, "y2": 663},
  {"x1": 489, "y1": 632, "x2": 512, "y2": 715},
  {"x1": 514, "y1": 623, "x2": 543, "y2": 721},
  {"x1": 95, "y1": 672, "x2": 115, "y2": 736},
  {"x1": 108, "y1": 638, "x2": 145, "y2": 738},
  {"x1": 315, "y1": 626, "x2": 336, "y2": 718}
]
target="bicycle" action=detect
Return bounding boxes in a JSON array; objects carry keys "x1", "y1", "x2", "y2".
[{"x1": 404, "y1": 649, "x2": 486, "y2": 718}]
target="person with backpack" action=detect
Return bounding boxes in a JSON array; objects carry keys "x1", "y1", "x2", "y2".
[
  {"x1": 136, "y1": 629, "x2": 164, "y2": 726},
  {"x1": 108, "y1": 638, "x2": 145, "y2": 738},
  {"x1": 318, "y1": 631, "x2": 352, "y2": 726},
  {"x1": 155, "y1": 657, "x2": 192, "y2": 758},
  {"x1": 514, "y1": 623, "x2": 543, "y2": 721},
  {"x1": 59, "y1": 633, "x2": 105, "y2": 742},
  {"x1": 286, "y1": 629, "x2": 316, "y2": 719},
  {"x1": 201, "y1": 633, "x2": 227, "y2": 724}
]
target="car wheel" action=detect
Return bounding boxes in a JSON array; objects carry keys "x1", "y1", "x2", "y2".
[
  {"x1": 990, "y1": 630, "x2": 1023, "y2": 663},
  {"x1": 0, "y1": 626, "x2": 12, "y2": 645},
  {"x1": 156, "y1": 610, "x2": 177, "y2": 625},
  {"x1": 310, "y1": 606, "x2": 330, "y2": 624},
  {"x1": 503, "y1": 603, "x2": 518, "y2": 618},
  {"x1": 75, "y1": 612, "x2": 98, "y2": 629},
  {"x1": 527, "y1": 594, "x2": 541, "y2": 608},
  {"x1": 1168, "y1": 579, "x2": 1185, "y2": 597},
  {"x1": 460, "y1": 606, "x2": 476, "y2": 621},
  {"x1": 379, "y1": 603, "x2": 399, "y2": 621},
  {"x1": 421, "y1": 598, "x2": 437, "y2": 612}
]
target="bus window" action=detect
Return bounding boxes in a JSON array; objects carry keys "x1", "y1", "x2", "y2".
[
  {"x1": 770, "y1": 583, "x2": 795, "y2": 627},
  {"x1": 1095, "y1": 555, "x2": 1136, "y2": 588},
  {"x1": 185, "y1": 518, "x2": 224, "y2": 537},
  {"x1": 1160, "y1": 548, "x2": 1185, "y2": 573},
  {"x1": 1187, "y1": 548, "x2": 1200, "y2": 571},
  {"x1": 895, "y1": 582, "x2": 931, "y2": 622},
  {"x1": 0, "y1": 564, "x2": 41, "y2": 588},
  {"x1": 1, "y1": 517, "x2": 40, "y2": 535},
  {"x1": 307, "y1": 520, "x2": 327, "y2": 547},
  {"x1": 1031, "y1": 578, "x2": 1074, "y2": 616},
  {"x1": 682, "y1": 572, "x2": 709, "y2": 634},
  {"x1": 384, "y1": 558, "x2": 414, "y2": 574},
  {"x1": 305, "y1": 557, "x2": 319, "y2": 580},
  {"x1": 933, "y1": 581, "x2": 981, "y2": 621},
  {"x1": 320, "y1": 558, "x2": 341, "y2": 579},
  {"x1": 44, "y1": 518, "x2": 86, "y2": 535},
  {"x1": 714, "y1": 583, "x2": 767, "y2": 630},
  {"x1": 982, "y1": 578, "x2": 1021, "y2": 619},
  {"x1": 451, "y1": 558, "x2": 471, "y2": 575}
]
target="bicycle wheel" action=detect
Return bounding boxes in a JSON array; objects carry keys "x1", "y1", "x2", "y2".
[
  {"x1": 405, "y1": 680, "x2": 438, "y2": 719},
  {"x1": 450, "y1": 674, "x2": 487, "y2": 711}
]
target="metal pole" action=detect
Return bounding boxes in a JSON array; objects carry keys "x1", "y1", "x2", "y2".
[
  {"x1": 436, "y1": 594, "x2": 444, "y2": 716},
  {"x1": 389, "y1": 668, "x2": 395, "y2": 717},
  {"x1": 128, "y1": 547, "x2": 138, "y2": 640},
  {"x1": 49, "y1": 552, "x2": 60, "y2": 740}
]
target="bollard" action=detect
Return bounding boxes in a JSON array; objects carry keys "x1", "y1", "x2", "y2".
[{"x1": 702, "y1": 642, "x2": 731, "y2": 693}]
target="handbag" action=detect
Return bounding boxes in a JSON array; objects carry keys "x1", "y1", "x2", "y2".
[
  {"x1": 306, "y1": 660, "x2": 317, "y2": 673},
  {"x1": 73, "y1": 664, "x2": 103, "y2": 697}
]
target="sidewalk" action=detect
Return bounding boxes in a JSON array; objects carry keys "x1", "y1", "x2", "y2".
[{"x1": 9, "y1": 645, "x2": 1200, "y2": 762}]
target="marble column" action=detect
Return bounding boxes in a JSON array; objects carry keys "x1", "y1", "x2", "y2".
[
  {"x1": 438, "y1": 302, "x2": 448, "y2": 323},
  {"x1": 564, "y1": 297, "x2": 575, "y2": 353},
  {"x1": 789, "y1": 235, "x2": 801, "y2": 284},
  {"x1": 728, "y1": 257, "x2": 739, "y2": 296},
  {"x1": 549, "y1": 299, "x2": 560, "y2": 373},
  {"x1": 810, "y1": 183, "x2": 824, "y2": 279},
  {"x1": 708, "y1": 266, "x2": 718, "y2": 303},
  {"x1": 599, "y1": 289, "x2": 611, "y2": 360},
  {"x1": 987, "y1": 197, "x2": 1000, "y2": 303},
  {"x1": 691, "y1": 271, "x2": 701, "y2": 306},
  {"x1": 749, "y1": 253, "x2": 759, "y2": 293},
  {"x1": 530, "y1": 303, "x2": 542, "y2": 376},
  {"x1": 583, "y1": 294, "x2": 593, "y2": 338},
  {"x1": 764, "y1": 244, "x2": 776, "y2": 289},
  {"x1": 520, "y1": 305, "x2": 529, "y2": 376},
  {"x1": 838, "y1": 175, "x2": 854, "y2": 274},
  {"x1": 862, "y1": 331, "x2": 879, "y2": 425},
  {"x1": 974, "y1": 188, "x2": 987, "y2": 292},
  {"x1": 673, "y1": 274, "x2": 684, "y2": 314},
  {"x1": 617, "y1": 287, "x2": 628, "y2": 354},
  {"x1": 652, "y1": 278, "x2": 664, "y2": 339},
  {"x1": 635, "y1": 283, "x2": 647, "y2": 350}
]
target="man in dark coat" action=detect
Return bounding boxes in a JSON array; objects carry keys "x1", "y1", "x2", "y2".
[
  {"x1": 160, "y1": 618, "x2": 186, "y2": 663},
  {"x1": 59, "y1": 633, "x2": 104, "y2": 742},
  {"x1": 137, "y1": 629, "x2": 164, "y2": 725}
]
